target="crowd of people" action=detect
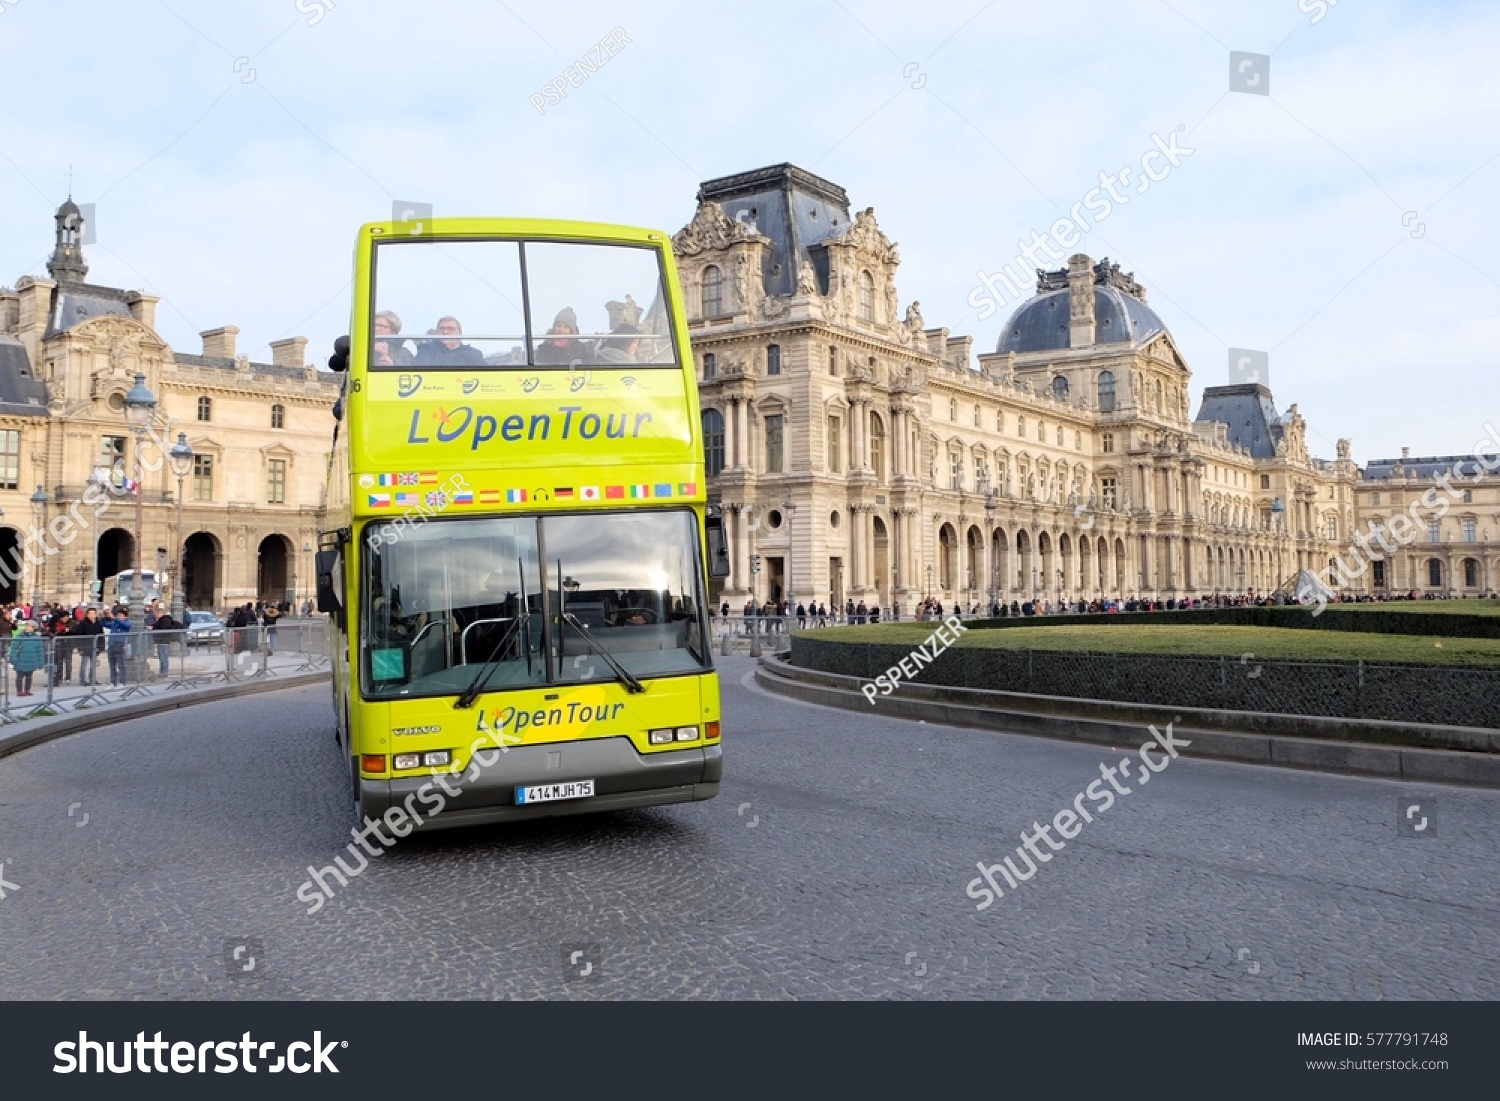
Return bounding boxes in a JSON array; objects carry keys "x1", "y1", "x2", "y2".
[
  {"x1": 0, "y1": 599, "x2": 304, "y2": 698},
  {"x1": 711, "y1": 587, "x2": 1492, "y2": 630}
]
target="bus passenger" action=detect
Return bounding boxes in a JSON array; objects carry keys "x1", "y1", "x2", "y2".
[
  {"x1": 534, "y1": 307, "x2": 592, "y2": 365},
  {"x1": 416, "y1": 316, "x2": 485, "y2": 367},
  {"x1": 372, "y1": 310, "x2": 414, "y2": 367},
  {"x1": 594, "y1": 323, "x2": 641, "y2": 364}
]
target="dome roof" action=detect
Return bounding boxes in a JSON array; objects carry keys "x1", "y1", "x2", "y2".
[
  {"x1": 56, "y1": 197, "x2": 82, "y2": 220},
  {"x1": 996, "y1": 285, "x2": 1167, "y2": 354}
]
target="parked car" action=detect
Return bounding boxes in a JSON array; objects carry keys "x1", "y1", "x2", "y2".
[{"x1": 186, "y1": 610, "x2": 226, "y2": 647}]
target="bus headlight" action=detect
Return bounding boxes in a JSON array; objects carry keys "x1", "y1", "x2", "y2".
[
  {"x1": 393, "y1": 753, "x2": 421, "y2": 770},
  {"x1": 648, "y1": 728, "x2": 674, "y2": 745},
  {"x1": 422, "y1": 750, "x2": 452, "y2": 767},
  {"x1": 675, "y1": 726, "x2": 698, "y2": 742}
]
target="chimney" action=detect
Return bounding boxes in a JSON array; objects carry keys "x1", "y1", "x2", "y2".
[
  {"x1": 1401, "y1": 446, "x2": 1411, "y2": 460},
  {"x1": 269, "y1": 336, "x2": 308, "y2": 368},
  {"x1": 125, "y1": 291, "x2": 159, "y2": 331},
  {"x1": 1067, "y1": 253, "x2": 1094, "y2": 348},
  {"x1": 201, "y1": 326, "x2": 239, "y2": 360}
]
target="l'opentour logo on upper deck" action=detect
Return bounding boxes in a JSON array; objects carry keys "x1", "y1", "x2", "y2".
[{"x1": 407, "y1": 405, "x2": 670, "y2": 451}]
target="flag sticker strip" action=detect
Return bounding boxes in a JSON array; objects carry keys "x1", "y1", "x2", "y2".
[
  {"x1": 554, "y1": 487, "x2": 575, "y2": 498},
  {"x1": 605, "y1": 486, "x2": 625, "y2": 499},
  {"x1": 507, "y1": 489, "x2": 528, "y2": 503},
  {"x1": 580, "y1": 486, "x2": 600, "y2": 501},
  {"x1": 630, "y1": 485, "x2": 651, "y2": 499},
  {"x1": 452, "y1": 491, "x2": 475, "y2": 505},
  {"x1": 367, "y1": 493, "x2": 392, "y2": 508},
  {"x1": 678, "y1": 482, "x2": 697, "y2": 496},
  {"x1": 394, "y1": 492, "x2": 420, "y2": 507},
  {"x1": 479, "y1": 489, "x2": 502, "y2": 503}
]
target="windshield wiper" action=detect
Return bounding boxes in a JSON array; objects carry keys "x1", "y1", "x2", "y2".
[
  {"x1": 560, "y1": 612, "x2": 646, "y2": 693},
  {"x1": 455, "y1": 556, "x2": 530, "y2": 709}
]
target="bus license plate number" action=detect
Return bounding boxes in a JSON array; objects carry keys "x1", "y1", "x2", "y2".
[{"x1": 516, "y1": 780, "x2": 595, "y2": 805}]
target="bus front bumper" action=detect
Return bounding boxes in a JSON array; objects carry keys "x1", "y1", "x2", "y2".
[{"x1": 360, "y1": 738, "x2": 722, "y2": 831}]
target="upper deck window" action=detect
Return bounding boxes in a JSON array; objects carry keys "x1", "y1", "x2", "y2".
[{"x1": 371, "y1": 238, "x2": 678, "y2": 370}]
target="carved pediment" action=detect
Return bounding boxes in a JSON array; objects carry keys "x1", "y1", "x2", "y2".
[
  {"x1": 672, "y1": 201, "x2": 759, "y2": 256},
  {"x1": 828, "y1": 207, "x2": 900, "y2": 266}
]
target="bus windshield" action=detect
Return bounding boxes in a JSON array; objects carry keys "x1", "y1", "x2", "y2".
[
  {"x1": 369, "y1": 238, "x2": 678, "y2": 370},
  {"x1": 360, "y1": 510, "x2": 709, "y2": 699}
]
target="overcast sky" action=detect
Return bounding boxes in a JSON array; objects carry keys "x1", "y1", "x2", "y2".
[{"x1": 1, "y1": 0, "x2": 1495, "y2": 463}]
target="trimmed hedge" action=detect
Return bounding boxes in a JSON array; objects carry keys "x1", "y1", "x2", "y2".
[
  {"x1": 963, "y1": 605, "x2": 1500, "y2": 640},
  {"x1": 790, "y1": 635, "x2": 1500, "y2": 730}
]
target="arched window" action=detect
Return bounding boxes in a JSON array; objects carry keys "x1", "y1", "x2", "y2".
[
  {"x1": 766, "y1": 344, "x2": 781, "y2": 376},
  {"x1": 197, "y1": 396, "x2": 212, "y2": 422},
  {"x1": 1056, "y1": 425, "x2": 1064, "y2": 446},
  {"x1": 702, "y1": 409, "x2": 725, "y2": 477},
  {"x1": 858, "y1": 270, "x2": 874, "y2": 321},
  {"x1": 829, "y1": 346, "x2": 839, "y2": 376},
  {"x1": 1052, "y1": 375, "x2": 1069, "y2": 400},
  {"x1": 1097, "y1": 371, "x2": 1116, "y2": 412},
  {"x1": 973, "y1": 404, "x2": 981, "y2": 427},
  {"x1": 702, "y1": 352, "x2": 716, "y2": 379},
  {"x1": 1427, "y1": 558, "x2": 1443, "y2": 588},
  {"x1": 701, "y1": 265, "x2": 723, "y2": 317},
  {"x1": 1154, "y1": 379, "x2": 1164, "y2": 412},
  {"x1": 996, "y1": 410, "x2": 1004, "y2": 433},
  {"x1": 270, "y1": 403, "x2": 285, "y2": 429},
  {"x1": 949, "y1": 397, "x2": 957, "y2": 421},
  {"x1": 1464, "y1": 558, "x2": 1480, "y2": 587},
  {"x1": 1017, "y1": 415, "x2": 1026, "y2": 437}
]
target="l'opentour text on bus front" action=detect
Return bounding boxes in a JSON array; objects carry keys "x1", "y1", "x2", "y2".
[{"x1": 318, "y1": 219, "x2": 731, "y2": 832}]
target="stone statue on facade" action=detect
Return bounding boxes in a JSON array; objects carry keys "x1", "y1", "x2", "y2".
[{"x1": 796, "y1": 260, "x2": 819, "y2": 296}]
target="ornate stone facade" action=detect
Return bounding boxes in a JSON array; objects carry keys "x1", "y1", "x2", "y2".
[
  {"x1": 0, "y1": 201, "x2": 340, "y2": 608},
  {"x1": 678, "y1": 164, "x2": 1368, "y2": 611}
]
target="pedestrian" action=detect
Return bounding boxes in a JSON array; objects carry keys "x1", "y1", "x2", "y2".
[
  {"x1": 10, "y1": 620, "x2": 44, "y2": 697},
  {"x1": 103, "y1": 608, "x2": 132, "y2": 686},
  {"x1": 75, "y1": 607, "x2": 103, "y2": 686},
  {"x1": 262, "y1": 602, "x2": 281, "y2": 654},
  {"x1": 795, "y1": 602, "x2": 807, "y2": 628},
  {"x1": 151, "y1": 609, "x2": 178, "y2": 676}
]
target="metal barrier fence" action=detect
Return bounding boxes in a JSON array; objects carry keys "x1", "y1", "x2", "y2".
[{"x1": 0, "y1": 618, "x2": 331, "y2": 723}]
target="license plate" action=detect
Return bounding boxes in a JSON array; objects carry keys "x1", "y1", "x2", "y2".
[{"x1": 516, "y1": 780, "x2": 595, "y2": 805}]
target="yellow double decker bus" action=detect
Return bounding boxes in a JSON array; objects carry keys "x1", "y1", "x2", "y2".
[{"x1": 317, "y1": 218, "x2": 728, "y2": 830}]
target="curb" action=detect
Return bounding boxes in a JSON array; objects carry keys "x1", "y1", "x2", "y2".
[
  {"x1": 755, "y1": 655, "x2": 1500, "y2": 788},
  {"x1": 0, "y1": 672, "x2": 331, "y2": 762}
]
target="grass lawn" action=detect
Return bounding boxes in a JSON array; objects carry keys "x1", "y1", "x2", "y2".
[{"x1": 804, "y1": 623, "x2": 1500, "y2": 666}]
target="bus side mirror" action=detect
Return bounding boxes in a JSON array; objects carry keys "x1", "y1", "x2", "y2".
[
  {"x1": 705, "y1": 505, "x2": 731, "y2": 579},
  {"x1": 316, "y1": 549, "x2": 344, "y2": 617},
  {"x1": 328, "y1": 334, "x2": 350, "y2": 372}
]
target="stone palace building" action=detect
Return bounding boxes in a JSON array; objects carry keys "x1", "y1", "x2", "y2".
[
  {"x1": 677, "y1": 163, "x2": 1499, "y2": 611},
  {"x1": 0, "y1": 199, "x2": 340, "y2": 609}
]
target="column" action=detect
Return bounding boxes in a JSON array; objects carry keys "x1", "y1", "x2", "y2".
[
  {"x1": 852, "y1": 507, "x2": 864, "y2": 594},
  {"x1": 732, "y1": 505, "x2": 750, "y2": 593},
  {"x1": 851, "y1": 400, "x2": 865, "y2": 471},
  {"x1": 735, "y1": 400, "x2": 748, "y2": 469},
  {"x1": 724, "y1": 399, "x2": 738, "y2": 470}
]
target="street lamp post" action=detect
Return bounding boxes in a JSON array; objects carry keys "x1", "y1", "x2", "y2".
[
  {"x1": 29, "y1": 486, "x2": 48, "y2": 609},
  {"x1": 123, "y1": 374, "x2": 158, "y2": 680},
  {"x1": 76, "y1": 559, "x2": 91, "y2": 604},
  {"x1": 984, "y1": 489, "x2": 997, "y2": 613},
  {"x1": 169, "y1": 432, "x2": 193, "y2": 623}
]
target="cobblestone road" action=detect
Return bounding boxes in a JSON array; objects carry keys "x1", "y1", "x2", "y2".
[{"x1": 0, "y1": 656, "x2": 1496, "y2": 999}]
